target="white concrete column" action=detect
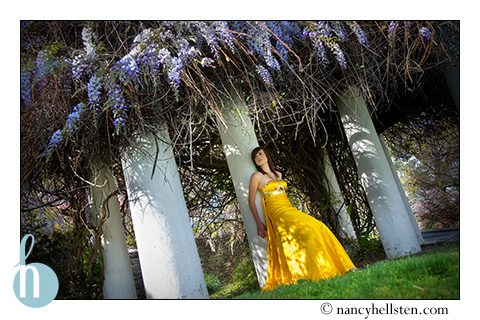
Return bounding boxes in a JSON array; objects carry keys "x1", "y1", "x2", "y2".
[
  {"x1": 121, "y1": 126, "x2": 208, "y2": 299},
  {"x1": 90, "y1": 166, "x2": 137, "y2": 299},
  {"x1": 215, "y1": 93, "x2": 268, "y2": 289},
  {"x1": 336, "y1": 87, "x2": 421, "y2": 259},
  {"x1": 379, "y1": 136, "x2": 424, "y2": 244},
  {"x1": 322, "y1": 149, "x2": 357, "y2": 240}
]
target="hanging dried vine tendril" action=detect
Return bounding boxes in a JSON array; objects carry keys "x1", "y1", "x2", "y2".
[{"x1": 20, "y1": 21, "x2": 459, "y2": 297}]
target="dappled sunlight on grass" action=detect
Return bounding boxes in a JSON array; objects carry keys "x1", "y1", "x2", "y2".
[{"x1": 236, "y1": 244, "x2": 459, "y2": 299}]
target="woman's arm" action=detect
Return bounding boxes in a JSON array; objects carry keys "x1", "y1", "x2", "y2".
[{"x1": 248, "y1": 172, "x2": 267, "y2": 238}]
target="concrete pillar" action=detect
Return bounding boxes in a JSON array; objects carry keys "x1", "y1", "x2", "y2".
[
  {"x1": 336, "y1": 87, "x2": 421, "y2": 259},
  {"x1": 215, "y1": 92, "x2": 268, "y2": 289},
  {"x1": 90, "y1": 165, "x2": 137, "y2": 299},
  {"x1": 379, "y1": 136, "x2": 424, "y2": 244},
  {"x1": 121, "y1": 126, "x2": 208, "y2": 299},
  {"x1": 322, "y1": 149, "x2": 357, "y2": 240}
]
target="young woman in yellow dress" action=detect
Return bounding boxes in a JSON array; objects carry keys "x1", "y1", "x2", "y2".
[{"x1": 248, "y1": 147, "x2": 355, "y2": 291}]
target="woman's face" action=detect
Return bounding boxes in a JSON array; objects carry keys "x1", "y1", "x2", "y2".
[{"x1": 254, "y1": 149, "x2": 268, "y2": 166}]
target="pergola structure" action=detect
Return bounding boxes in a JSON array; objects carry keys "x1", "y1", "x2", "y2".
[{"x1": 20, "y1": 21, "x2": 459, "y2": 298}]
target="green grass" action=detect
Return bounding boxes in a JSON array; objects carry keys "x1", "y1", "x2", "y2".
[{"x1": 235, "y1": 244, "x2": 459, "y2": 299}]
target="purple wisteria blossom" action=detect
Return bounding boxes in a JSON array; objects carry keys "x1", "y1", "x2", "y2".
[
  {"x1": 135, "y1": 30, "x2": 162, "y2": 76},
  {"x1": 264, "y1": 21, "x2": 297, "y2": 63},
  {"x1": 24, "y1": 20, "x2": 378, "y2": 159},
  {"x1": 108, "y1": 85, "x2": 128, "y2": 133},
  {"x1": 35, "y1": 50, "x2": 60, "y2": 87},
  {"x1": 347, "y1": 21, "x2": 369, "y2": 46},
  {"x1": 388, "y1": 21, "x2": 399, "y2": 40},
  {"x1": 177, "y1": 38, "x2": 199, "y2": 64},
  {"x1": 256, "y1": 65, "x2": 273, "y2": 86},
  {"x1": 213, "y1": 21, "x2": 236, "y2": 53},
  {"x1": 200, "y1": 57, "x2": 214, "y2": 68},
  {"x1": 158, "y1": 48, "x2": 172, "y2": 67},
  {"x1": 21, "y1": 67, "x2": 33, "y2": 107},
  {"x1": 309, "y1": 33, "x2": 329, "y2": 67},
  {"x1": 70, "y1": 26, "x2": 98, "y2": 81},
  {"x1": 247, "y1": 22, "x2": 281, "y2": 72},
  {"x1": 43, "y1": 130, "x2": 64, "y2": 160},
  {"x1": 304, "y1": 22, "x2": 348, "y2": 68},
  {"x1": 331, "y1": 42, "x2": 347, "y2": 69},
  {"x1": 64, "y1": 103, "x2": 86, "y2": 135},
  {"x1": 168, "y1": 56, "x2": 183, "y2": 93},
  {"x1": 72, "y1": 54, "x2": 87, "y2": 81},
  {"x1": 331, "y1": 21, "x2": 349, "y2": 41},
  {"x1": 419, "y1": 27, "x2": 433, "y2": 41},
  {"x1": 195, "y1": 21, "x2": 220, "y2": 59},
  {"x1": 87, "y1": 75, "x2": 101, "y2": 126},
  {"x1": 115, "y1": 55, "x2": 139, "y2": 84}
]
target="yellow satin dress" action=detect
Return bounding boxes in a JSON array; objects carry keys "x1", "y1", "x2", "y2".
[{"x1": 261, "y1": 179, "x2": 355, "y2": 291}]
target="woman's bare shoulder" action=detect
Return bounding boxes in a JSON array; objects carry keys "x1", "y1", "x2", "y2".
[
  {"x1": 251, "y1": 171, "x2": 263, "y2": 179},
  {"x1": 249, "y1": 171, "x2": 263, "y2": 192},
  {"x1": 250, "y1": 171, "x2": 263, "y2": 185}
]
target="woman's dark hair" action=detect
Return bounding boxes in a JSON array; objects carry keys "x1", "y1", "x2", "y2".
[{"x1": 251, "y1": 147, "x2": 279, "y2": 178}]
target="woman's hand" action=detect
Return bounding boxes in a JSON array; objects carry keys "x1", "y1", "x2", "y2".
[{"x1": 257, "y1": 221, "x2": 267, "y2": 238}]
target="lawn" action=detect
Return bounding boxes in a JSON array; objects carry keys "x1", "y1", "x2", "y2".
[{"x1": 235, "y1": 244, "x2": 459, "y2": 299}]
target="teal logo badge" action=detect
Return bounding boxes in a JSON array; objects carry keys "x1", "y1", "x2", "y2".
[{"x1": 13, "y1": 234, "x2": 59, "y2": 308}]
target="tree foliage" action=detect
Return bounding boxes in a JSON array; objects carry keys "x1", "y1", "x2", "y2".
[{"x1": 383, "y1": 102, "x2": 459, "y2": 229}]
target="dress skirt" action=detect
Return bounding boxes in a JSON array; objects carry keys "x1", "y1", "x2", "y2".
[{"x1": 261, "y1": 180, "x2": 355, "y2": 291}]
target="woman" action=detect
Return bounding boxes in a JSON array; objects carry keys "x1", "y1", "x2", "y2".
[{"x1": 248, "y1": 146, "x2": 355, "y2": 291}]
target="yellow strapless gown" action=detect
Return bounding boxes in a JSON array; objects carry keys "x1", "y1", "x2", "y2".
[{"x1": 261, "y1": 180, "x2": 355, "y2": 291}]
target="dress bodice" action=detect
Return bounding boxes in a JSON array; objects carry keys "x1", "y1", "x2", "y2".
[{"x1": 260, "y1": 180, "x2": 287, "y2": 198}]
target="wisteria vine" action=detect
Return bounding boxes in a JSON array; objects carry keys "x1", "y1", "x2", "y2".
[{"x1": 20, "y1": 20, "x2": 451, "y2": 163}]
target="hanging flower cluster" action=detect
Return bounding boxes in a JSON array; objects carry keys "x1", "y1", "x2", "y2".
[
  {"x1": 20, "y1": 67, "x2": 33, "y2": 107},
  {"x1": 108, "y1": 84, "x2": 127, "y2": 134},
  {"x1": 87, "y1": 74, "x2": 102, "y2": 126},
  {"x1": 41, "y1": 102, "x2": 86, "y2": 161},
  {"x1": 20, "y1": 21, "x2": 441, "y2": 162}
]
